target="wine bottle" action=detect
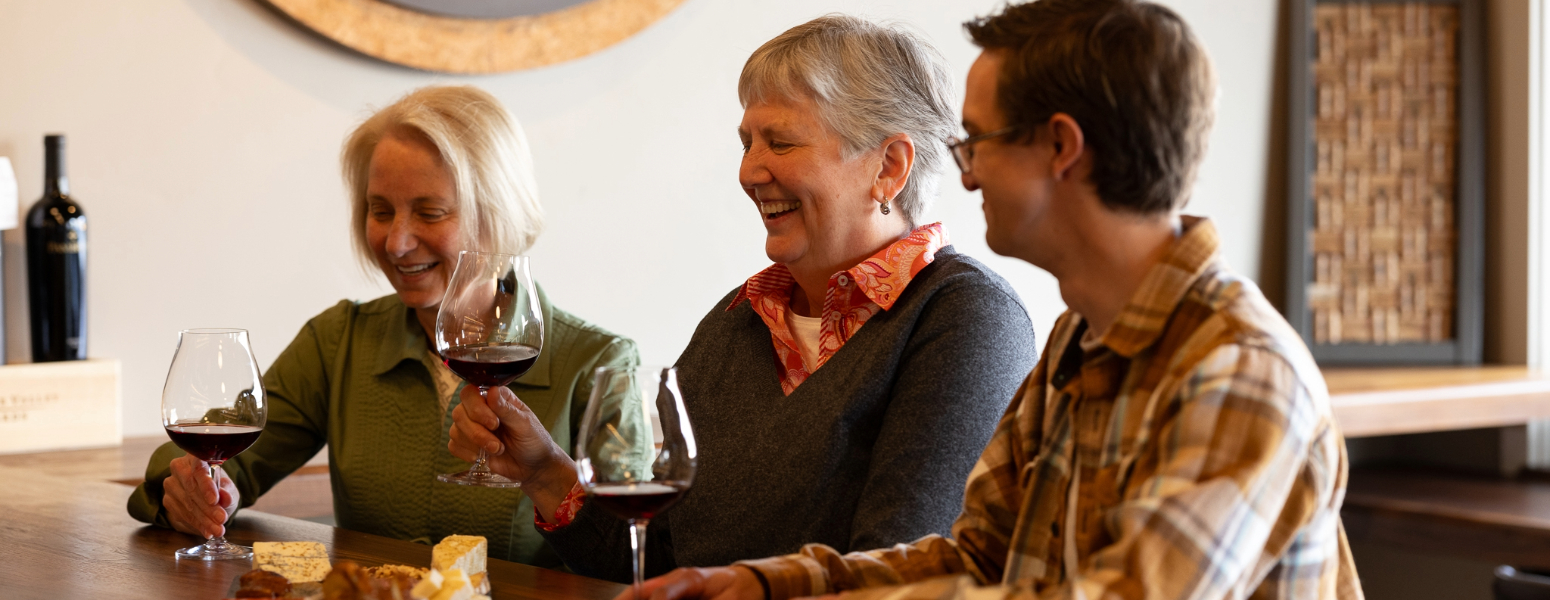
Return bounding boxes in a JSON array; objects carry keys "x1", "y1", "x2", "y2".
[{"x1": 25, "y1": 134, "x2": 87, "y2": 362}]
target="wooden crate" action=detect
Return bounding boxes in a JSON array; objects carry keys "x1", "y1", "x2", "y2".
[{"x1": 0, "y1": 359, "x2": 121, "y2": 454}]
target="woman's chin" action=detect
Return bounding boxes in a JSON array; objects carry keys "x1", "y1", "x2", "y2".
[
  {"x1": 392, "y1": 288, "x2": 444, "y2": 311},
  {"x1": 764, "y1": 239, "x2": 805, "y2": 266}
]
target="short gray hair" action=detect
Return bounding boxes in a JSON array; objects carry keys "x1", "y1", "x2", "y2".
[{"x1": 739, "y1": 15, "x2": 957, "y2": 226}]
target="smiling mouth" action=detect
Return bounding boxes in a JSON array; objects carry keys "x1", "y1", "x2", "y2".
[
  {"x1": 760, "y1": 200, "x2": 800, "y2": 220},
  {"x1": 396, "y1": 263, "x2": 436, "y2": 275}
]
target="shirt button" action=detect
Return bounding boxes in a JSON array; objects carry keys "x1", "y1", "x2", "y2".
[{"x1": 836, "y1": 274, "x2": 850, "y2": 286}]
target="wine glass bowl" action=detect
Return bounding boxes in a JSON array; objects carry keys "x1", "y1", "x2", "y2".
[
  {"x1": 435, "y1": 251, "x2": 544, "y2": 487},
  {"x1": 160, "y1": 328, "x2": 267, "y2": 561},
  {"x1": 575, "y1": 365, "x2": 696, "y2": 599}
]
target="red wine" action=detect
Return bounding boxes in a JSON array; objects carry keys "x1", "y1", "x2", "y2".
[
  {"x1": 589, "y1": 482, "x2": 687, "y2": 520},
  {"x1": 443, "y1": 344, "x2": 539, "y2": 388},
  {"x1": 165, "y1": 424, "x2": 262, "y2": 465},
  {"x1": 25, "y1": 134, "x2": 86, "y2": 362}
]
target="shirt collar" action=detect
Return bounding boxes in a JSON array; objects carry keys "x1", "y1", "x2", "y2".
[
  {"x1": 844, "y1": 222, "x2": 949, "y2": 310},
  {"x1": 373, "y1": 284, "x2": 555, "y2": 388},
  {"x1": 1093, "y1": 215, "x2": 1221, "y2": 358},
  {"x1": 728, "y1": 222, "x2": 950, "y2": 311}
]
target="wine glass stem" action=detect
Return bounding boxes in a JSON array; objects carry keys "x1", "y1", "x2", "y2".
[
  {"x1": 471, "y1": 386, "x2": 493, "y2": 475},
  {"x1": 629, "y1": 518, "x2": 649, "y2": 600},
  {"x1": 207, "y1": 463, "x2": 229, "y2": 550}
]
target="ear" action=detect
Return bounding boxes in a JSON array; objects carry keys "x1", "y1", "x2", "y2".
[
  {"x1": 1046, "y1": 113, "x2": 1086, "y2": 182},
  {"x1": 870, "y1": 133, "x2": 915, "y2": 204}
]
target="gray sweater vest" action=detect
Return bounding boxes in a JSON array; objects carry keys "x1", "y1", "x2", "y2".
[{"x1": 540, "y1": 247, "x2": 1039, "y2": 581}]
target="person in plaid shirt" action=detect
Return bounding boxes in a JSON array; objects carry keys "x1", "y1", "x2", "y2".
[{"x1": 627, "y1": 1, "x2": 1365, "y2": 599}]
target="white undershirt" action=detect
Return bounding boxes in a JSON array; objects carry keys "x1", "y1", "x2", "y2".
[
  {"x1": 786, "y1": 312, "x2": 824, "y2": 372},
  {"x1": 427, "y1": 350, "x2": 462, "y2": 417}
]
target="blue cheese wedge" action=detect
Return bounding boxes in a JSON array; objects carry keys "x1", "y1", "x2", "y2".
[
  {"x1": 253, "y1": 541, "x2": 331, "y2": 583},
  {"x1": 431, "y1": 536, "x2": 487, "y2": 592}
]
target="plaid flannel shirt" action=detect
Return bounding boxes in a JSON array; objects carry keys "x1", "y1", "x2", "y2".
[{"x1": 740, "y1": 217, "x2": 1364, "y2": 600}]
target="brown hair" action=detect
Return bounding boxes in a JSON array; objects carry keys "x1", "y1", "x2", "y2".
[{"x1": 965, "y1": 0, "x2": 1216, "y2": 214}]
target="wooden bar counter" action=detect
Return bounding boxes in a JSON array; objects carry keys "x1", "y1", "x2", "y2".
[
  {"x1": 4, "y1": 365, "x2": 1547, "y2": 598},
  {"x1": 0, "y1": 464, "x2": 625, "y2": 600}
]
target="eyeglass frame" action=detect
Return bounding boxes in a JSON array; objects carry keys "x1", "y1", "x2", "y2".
[{"x1": 946, "y1": 125, "x2": 1019, "y2": 174}]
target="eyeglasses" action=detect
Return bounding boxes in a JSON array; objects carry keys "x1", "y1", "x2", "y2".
[{"x1": 946, "y1": 126, "x2": 1018, "y2": 174}]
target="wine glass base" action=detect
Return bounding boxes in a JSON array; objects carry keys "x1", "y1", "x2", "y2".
[
  {"x1": 175, "y1": 539, "x2": 253, "y2": 561},
  {"x1": 438, "y1": 470, "x2": 522, "y2": 488}
]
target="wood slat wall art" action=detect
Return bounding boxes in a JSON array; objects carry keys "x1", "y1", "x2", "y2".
[{"x1": 1308, "y1": 4, "x2": 1459, "y2": 346}]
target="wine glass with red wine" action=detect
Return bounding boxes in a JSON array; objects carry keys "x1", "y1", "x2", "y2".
[
  {"x1": 435, "y1": 251, "x2": 544, "y2": 487},
  {"x1": 160, "y1": 328, "x2": 267, "y2": 561},
  {"x1": 575, "y1": 366, "x2": 696, "y2": 600}
]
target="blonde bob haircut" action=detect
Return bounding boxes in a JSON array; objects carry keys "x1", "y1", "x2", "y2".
[
  {"x1": 341, "y1": 85, "x2": 544, "y2": 271},
  {"x1": 739, "y1": 15, "x2": 957, "y2": 226}
]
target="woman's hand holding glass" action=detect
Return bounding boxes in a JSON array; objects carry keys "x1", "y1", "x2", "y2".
[
  {"x1": 448, "y1": 384, "x2": 578, "y2": 516},
  {"x1": 160, "y1": 454, "x2": 242, "y2": 539}
]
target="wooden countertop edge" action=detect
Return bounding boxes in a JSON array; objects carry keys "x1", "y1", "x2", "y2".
[
  {"x1": 108, "y1": 463, "x2": 332, "y2": 487},
  {"x1": 1343, "y1": 490, "x2": 1550, "y2": 531},
  {"x1": 1328, "y1": 370, "x2": 1550, "y2": 437}
]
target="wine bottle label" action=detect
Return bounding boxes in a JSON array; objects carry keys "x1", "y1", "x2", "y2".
[
  {"x1": 45, "y1": 241, "x2": 80, "y2": 254},
  {"x1": 46, "y1": 229, "x2": 82, "y2": 254}
]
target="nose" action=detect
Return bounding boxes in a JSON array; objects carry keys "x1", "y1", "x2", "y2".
[
  {"x1": 961, "y1": 171, "x2": 980, "y2": 192},
  {"x1": 385, "y1": 215, "x2": 417, "y2": 258},
  {"x1": 739, "y1": 148, "x2": 772, "y2": 193}
]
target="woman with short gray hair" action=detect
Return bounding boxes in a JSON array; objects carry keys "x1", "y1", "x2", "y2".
[{"x1": 448, "y1": 15, "x2": 1037, "y2": 580}]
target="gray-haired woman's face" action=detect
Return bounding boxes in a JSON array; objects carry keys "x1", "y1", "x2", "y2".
[{"x1": 738, "y1": 94, "x2": 894, "y2": 275}]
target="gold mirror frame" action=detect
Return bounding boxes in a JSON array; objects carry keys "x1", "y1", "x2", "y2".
[{"x1": 264, "y1": 0, "x2": 688, "y2": 74}]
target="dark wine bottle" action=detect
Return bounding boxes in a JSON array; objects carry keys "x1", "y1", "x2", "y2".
[{"x1": 25, "y1": 134, "x2": 87, "y2": 362}]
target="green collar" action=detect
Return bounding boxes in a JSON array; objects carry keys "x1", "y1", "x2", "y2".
[{"x1": 370, "y1": 284, "x2": 555, "y2": 388}]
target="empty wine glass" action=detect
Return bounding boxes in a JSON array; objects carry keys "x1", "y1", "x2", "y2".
[
  {"x1": 575, "y1": 366, "x2": 696, "y2": 600},
  {"x1": 435, "y1": 251, "x2": 544, "y2": 487},
  {"x1": 160, "y1": 328, "x2": 267, "y2": 561}
]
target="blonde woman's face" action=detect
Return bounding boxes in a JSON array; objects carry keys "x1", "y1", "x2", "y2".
[{"x1": 365, "y1": 131, "x2": 464, "y2": 312}]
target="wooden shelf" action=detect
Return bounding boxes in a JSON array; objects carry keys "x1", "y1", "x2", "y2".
[
  {"x1": 1326, "y1": 366, "x2": 1550, "y2": 437},
  {"x1": 1343, "y1": 467, "x2": 1550, "y2": 570}
]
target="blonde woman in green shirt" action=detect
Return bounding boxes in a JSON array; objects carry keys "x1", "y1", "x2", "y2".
[{"x1": 127, "y1": 85, "x2": 640, "y2": 567}]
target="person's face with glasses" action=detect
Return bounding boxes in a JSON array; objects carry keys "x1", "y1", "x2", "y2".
[{"x1": 958, "y1": 50, "x2": 1068, "y2": 261}]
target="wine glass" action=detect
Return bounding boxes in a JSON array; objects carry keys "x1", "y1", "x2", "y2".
[
  {"x1": 160, "y1": 328, "x2": 267, "y2": 561},
  {"x1": 435, "y1": 251, "x2": 544, "y2": 487},
  {"x1": 575, "y1": 366, "x2": 696, "y2": 600}
]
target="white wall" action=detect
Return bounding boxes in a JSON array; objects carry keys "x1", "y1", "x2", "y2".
[{"x1": 0, "y1": 0, "x2": 1279, "y2": 438}]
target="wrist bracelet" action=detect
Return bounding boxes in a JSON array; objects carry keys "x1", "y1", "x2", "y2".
[{"x1": 735, "y1": 565, "x2": 772, "y2": 600}]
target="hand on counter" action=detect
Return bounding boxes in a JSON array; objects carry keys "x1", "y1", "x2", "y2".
[{"x1": 619, "y1": 567, "x2": 764, "y2": 600}]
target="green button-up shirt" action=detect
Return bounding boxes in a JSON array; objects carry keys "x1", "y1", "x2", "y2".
[{"x1": 128, "y1": 287, "x2": 638, "y2": 566}]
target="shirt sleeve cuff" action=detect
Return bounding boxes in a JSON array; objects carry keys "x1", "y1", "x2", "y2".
[
  {"x1": 736, "y1": 554, "x2": 830, "y2": 600},
  {"x1": 533, "y1": 481, "x2": 588, "y2": 532}
]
